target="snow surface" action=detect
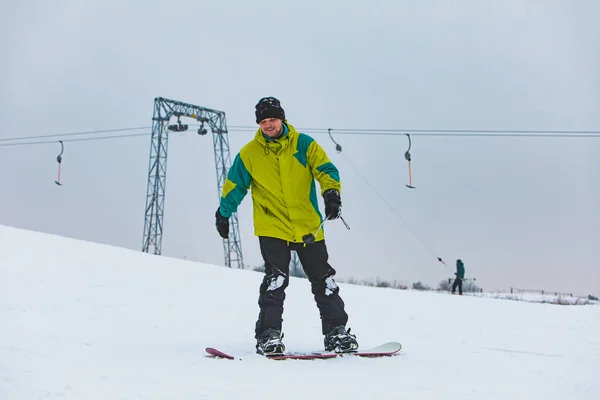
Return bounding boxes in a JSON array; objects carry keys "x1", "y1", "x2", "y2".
[{"x1": 1, "y1": 224, "x2": 599, "y2": 399}]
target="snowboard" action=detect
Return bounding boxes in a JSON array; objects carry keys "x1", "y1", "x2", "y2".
[{"x1": 205, "y1": 341, "x2": 402, "y2": 360}]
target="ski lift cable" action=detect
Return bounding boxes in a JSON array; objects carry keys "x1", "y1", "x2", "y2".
[
  {"x1": 0, "y1": 133, "x2": 150, "y2": 147},
  {"x1": 0, "y1": 127, "x2": 150, "y2": 143},
  {"x1": 338, "y1": 152, "x2": 449, "y2": 269},
  {"x1": 2, "y1": 125, "x2": 599, "y2": 147},
  {"x1": 227, "y1": 126, "x2": 600, "y2": 137}
]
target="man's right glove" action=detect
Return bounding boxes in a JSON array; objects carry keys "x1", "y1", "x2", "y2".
[
  {"x1": 323, "y1": 189, "x2": 341, "y2": 220},
  {"x1": 215, "y1": 208, "x2": 230, "y2": 239}
]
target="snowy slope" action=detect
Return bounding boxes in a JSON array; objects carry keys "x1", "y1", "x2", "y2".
[{"x1": 1, "y1": 224, "x2": 599, "y2": 399}]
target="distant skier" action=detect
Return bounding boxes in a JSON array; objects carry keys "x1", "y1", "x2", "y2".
[
  {"x1": 214, "y1": 97, "x2": 358, "y2": 356},
  {"x1": 452, "y1": 259, "x2": 465, "y2": 295}
]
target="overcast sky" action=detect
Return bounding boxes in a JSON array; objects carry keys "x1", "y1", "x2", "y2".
[{"x1": 1, "y1": 0, "x2": 599, "y2": 295}]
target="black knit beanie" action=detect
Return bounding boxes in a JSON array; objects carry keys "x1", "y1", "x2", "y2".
[{"x1": 255, "y1": 97, "x2": 285, "y2": 123}]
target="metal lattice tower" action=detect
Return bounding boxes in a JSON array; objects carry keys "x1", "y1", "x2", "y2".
[{"x1": 142, "y1": 97, "x2": 243, "y2": 269}]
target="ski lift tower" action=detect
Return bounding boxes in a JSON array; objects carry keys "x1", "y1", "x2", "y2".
[{"x1": 142, "y1": 97, "x2": 243, "y2": 269}]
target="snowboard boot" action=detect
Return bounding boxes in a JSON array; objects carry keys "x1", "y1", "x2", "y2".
[
  {"x1": 256, "y1": 329, "x2": 285, "y2": 356},
  {"x1": 324, "y1": 326, "x2": 359, "y2": 353}
]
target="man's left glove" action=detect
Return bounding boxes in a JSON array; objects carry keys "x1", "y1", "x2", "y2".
[
  {"x1": 215, "y1": 208, "x2": 230, "y2": 239},
  {"x1": 323, "y1": 189, "x2": 341, "y2": 220}
]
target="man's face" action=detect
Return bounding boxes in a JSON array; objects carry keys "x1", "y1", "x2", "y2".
[{"x1": 259, "y1": 118, "x2": 283, "y2": 138}]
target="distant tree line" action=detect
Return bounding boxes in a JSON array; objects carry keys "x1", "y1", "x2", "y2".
[{"x1": 249, "y1": 263, "x2": 484, "y2": 292}]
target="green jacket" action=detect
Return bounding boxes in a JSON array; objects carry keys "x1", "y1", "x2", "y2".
[{"x1": 219, "y1": 122, "x2": 341, "y2": 243}]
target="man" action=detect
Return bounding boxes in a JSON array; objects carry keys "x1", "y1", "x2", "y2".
[
  {"x1": 452, "y1": 259, "x2": 465, "y2": 295},
  {"x1": 214, "y1": 97, "x2": 358, "y2": 356}
]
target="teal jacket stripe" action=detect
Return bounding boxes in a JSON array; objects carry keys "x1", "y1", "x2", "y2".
[
  {"x1": 293, "y1": 133, "x2": 314, "y2": 167},
  {"x1": 296, "y1": 133, "x2": 332, "y2": 216},
  {"x1": 316, "y1": 162, "x2": 340, "y2": 182},
  {"x1": 309, "y1": 179, "x2": 322, "y2": 220},
  {"x1": 220, "y1": 154, "x2": 252, "y2": 217}
]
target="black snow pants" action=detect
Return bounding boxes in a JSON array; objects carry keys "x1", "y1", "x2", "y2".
[
  {"x1": 452, "y1": 277, "x2": 463, "y2": 295},
  {"x1": 255, "y1": 236, "x2": 349, "y2": 338}
]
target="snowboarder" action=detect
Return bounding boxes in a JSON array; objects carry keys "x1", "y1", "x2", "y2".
[
  {"x1": 214, "y1": 97, "x2": 358, "y2": 356},
  {"x1": 452, "y1": 259, "x2": 465, "y2": 295}
]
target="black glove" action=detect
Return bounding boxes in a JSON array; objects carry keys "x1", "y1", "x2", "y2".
[
  {"x1": 215, "y1": 208, "x2": 230, "y2": 239},
  {"x1": 323, "y1": 189, "x2": 341, "y2": 220}
]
